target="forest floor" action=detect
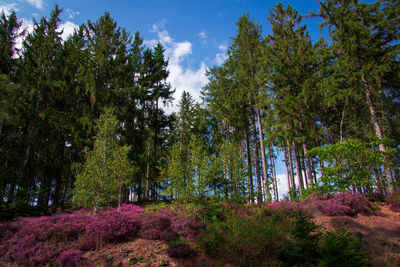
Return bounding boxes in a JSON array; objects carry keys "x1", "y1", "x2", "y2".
[{"x1": 82, "y1": 203, "x2": 400, "y2": 267}]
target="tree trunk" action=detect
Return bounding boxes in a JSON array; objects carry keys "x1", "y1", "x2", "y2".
[
  {"x1": 245, "y1": 132, "x2": 254, "y2": 202},
  {"x1": 287, "y1": 140, "x2": 295, "y2": 190},
  {"x1": 251, "y1": 112, "x2": 262, "y2": 203},
  {"x1": 362, "y1": 75, "x2": 394, "y2": 191},
  {"x1": 270, "y1": 153, "x2": 278, "y2": 201},
  {"x1": 255, "y1": 107, "x2": 271, "y2": 202},
  {"x1": 292, "y1": 140, "x2": 304, "y2": 193},
  {"x1": 303, "y1": 142, "x2": 314, "y2": 187},
  {"x1": 284, "y1": 145, "x2": 292, "y2": 200},
  {"x1": 145, "y1": 144, "x2": 150, "y2": 200}
]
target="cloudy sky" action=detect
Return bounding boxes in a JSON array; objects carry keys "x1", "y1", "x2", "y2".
[{"x1": 1, "y1": 0, "x2": 324, "y2": 197}]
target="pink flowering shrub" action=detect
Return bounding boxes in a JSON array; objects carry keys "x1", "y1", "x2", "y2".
[
  {"x1": 327, "y1": 192, "x2": 372, "y2": 215},
  {"x1": 387, "y1": 189, "x2": 400, "y2": 213},
  {"x1": 265, "y1": 201, "x2": 299, "y2": 214},
  {"x1": 78, "y1": 211, "x2": 142, "y2": 250},
  {"x1": 390, "y1": 201, "x2": 400, "y2": 212},
  {"x1": 321, "y1": 202, "x2": 354, "y2": 216},
  {"x1": 118, "y1": 203, "x2": 145, "y2": 213},
  {"x1": 139, "y1": 213, "x2": 178, "y2": 241},
  {"x1": 57, "y1": 250, "x2": 83, "y2": 267},
  {"x1": 171, "y1": 215, "x2": 206, "y2": 239},
  {"x1": 267, "y1": 192, "x2": 373, "y2": 217},
  {"x1": 0, "y1": 204, "x2": 145, "y2": 265}
]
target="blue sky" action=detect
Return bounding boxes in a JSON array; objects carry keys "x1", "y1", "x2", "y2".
[{"x1": 1, "y1": 0, "x2": 326, "y2": 197}]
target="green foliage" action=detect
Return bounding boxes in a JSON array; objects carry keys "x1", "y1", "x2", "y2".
[
  {"x1": 317, "y1": 230, "x2": 367, "y2": 267},
  {"x1": 73, "y1": 110, "x2": 135, "y2": 213},
  {"x1": 309, "y1": 139, "x2": 395, "y2": 193},
  {"x1": 183, "y1": 198, "x2": 227, "y2": 223},
  {"x1": 279, "y1": 210, "x2": 320, "y2": 266},
  {"x1": 199, "y1": 214, "x2": 283, "y2": 266}
]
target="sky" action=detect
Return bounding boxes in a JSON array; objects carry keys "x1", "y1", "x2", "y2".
[{"x1": 1, "y1": 0, "x2": 326, "y2": 198}]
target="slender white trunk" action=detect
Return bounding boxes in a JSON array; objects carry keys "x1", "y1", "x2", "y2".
[
  {"x1": 255, "y1": 107, "x2": 271, "y2": 202},
  {"x1": 362, "y1": 75, "x2": 394, "y2": 191}
]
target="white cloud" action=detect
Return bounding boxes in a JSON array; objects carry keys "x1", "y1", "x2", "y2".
[
  {"x1": 0, "y1": 3, "x2": 19, "y2": 15},
  {"x1": 59, "y1": 21, "x2": 78, "y2": 41},
  {"x1": 14, "y1": 19, "x2": 77, "y2": 54},
  {"x1": 14, "y1": 18, "x2": 34, "y2": 53},
  {"x1": 149, "y1": 18, "x2": 167, "y2": 33},
  {"x1": 198, "y1": 31, "x2": 208, "y2": 44},
  {"x1": 145, "y1": 21, "x2": 209, "y2": 113},
  {"x1": 198, "y1": 31, "x2": 207, "y2": 39},
  {"x1": 172, "y1": 41, "x2": 191, "y2": 61},
  {"x1": 26, "y1": 0, "x2": 44, "y2": 10},
  {"x1": 65, "y1": 8, "x2": 80, "y2": 19},
  {"x1": 214, "y1": 44, "x2": 228, "y2": 65}
]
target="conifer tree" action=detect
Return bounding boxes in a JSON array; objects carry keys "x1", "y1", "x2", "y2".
[{"x1": 318, "y1": 0, "x2": 399, "y2": 190}]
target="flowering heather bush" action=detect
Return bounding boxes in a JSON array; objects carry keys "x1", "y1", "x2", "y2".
[
  {"x1": 79, "y1": 211, "x2": 142, "y2": 250},
  {"x1": 118, "y1": 203, "x2": 145, "y2": 213},
  {"x1": 139, "y1": 213, "x2": 178, "y2": 241},
  {"x1": 390, "y1": 201, "x2": 400, "y2": 212},
  {"x1": 57, "y1": 250, "x2": 83, "y2": 267},
  {"x1": 387, "y1": 189, "x2": 400, "y2": 212},
  {"x1": 0, "y1": 204, "x2": 145, "y2": 265},
  {"x1": 171, "y1": 215, "x2": 206, "y2": 239},
  {"x1": 321, "y1": 202, "x2": 354, "y2": 216},
  {"x1": 266, "y1": 200, "x2": 299, "y2": 214},
  {"x1": 328, "y1": 192, "x2": 372, "y2": 215}
]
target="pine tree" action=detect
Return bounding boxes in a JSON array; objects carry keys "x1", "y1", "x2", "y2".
[{"x1": 318, "y1": 0, "x2": 399, "y2": 191}]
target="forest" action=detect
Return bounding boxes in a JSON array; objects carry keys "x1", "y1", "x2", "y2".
[
  {"x1": 1, "y1": 0, "x2": 400, "y2": 266},
  {"x1": 1, "y1": 0, "x2": 399, "y2": 213}
]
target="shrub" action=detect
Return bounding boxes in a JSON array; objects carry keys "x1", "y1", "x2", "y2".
[
  {"x1": 139, "y1": 213, "x2": 178, "y2": 241},
  {"x1": 199, "y1": 214, "x2": 283, "y2": 266},
  {"x1": 387, "y1": 189, "x2": 400, "y2": 213},
  {"x1": 57, "y1": 250, "x2": 83, "y2": 267},
  {"x1": 78, "y1": 211, "x2": 142, "y2": 250},
  {"x1": 279, "y1": 210, "x2": 320, "y2": 266},
  {"x1": 0, "y1": 206, "x2": 145, "y2": 264},
  {"x1": 118, "y1": 204, "x2": 145, "y2": 214},
  {"x1": 265, "y1": 200, "x2": 299, "y2": 215},
  {"x1": 171, "y1": 215, "x2": 205, "y2": 239},
  {"x1": 328, "y1": 192, "x2": 372, "y2": 215},
  {"x1": 197, "y1": 222, "x2": 224, "y2": 258},
  {"x1": 389, "y1": 202, "x2": 400, "y2": 212},
  {"x1": 317, "y1": 230, "x2": 367, "y2": 266},
  {"x1": 321, "y1": 202, "x2": 354, "y2": 216}
]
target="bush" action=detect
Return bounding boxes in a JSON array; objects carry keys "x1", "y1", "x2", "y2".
[
  {"x1": 321, "y1": 202, "x2": 354, "y2": 216},
  {"x1": 0, "y1": 205, "x2": 145, "y2": 265},
  {"x1": 279, "y1": 210, "x2": 320, "y2": 266},
  {"x1": 171, "y1": 215, "x2": 205, "y2": 239},
  {"x1": 80, "y1": 211, "x2": 142, "y2": 250},
  {"x1": 387, "y1": 189, "x2": 400, "y2": 213},
  {"x1": 329, "y1": 192, "x2": 372, "y2": 215},
  {"x1": 57, "y1": 250, "x2": 83, "y2": 267},
  {"x1": 198, "y1": 214, "x2": 283, "y2": 266},
  {"x1": 139, "y1": 213, "x2": 178, "y2": 241},
  {"x1": 317, "y1": 230, "x2": 367, "y2": 267}
]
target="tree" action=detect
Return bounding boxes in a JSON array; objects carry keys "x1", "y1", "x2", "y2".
[
  {"x1": 264, "y1": 3, "x2": 319, "y2": 191},
  {"x1": 0, "y1": 10, "x2": 23, "y2": 75},
  {"x1": 318, "y1": 0, "x2": 399, "y2": 191},
  {"x1": 73, "y1": 110, "x2": 134, "y2": 214}
]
